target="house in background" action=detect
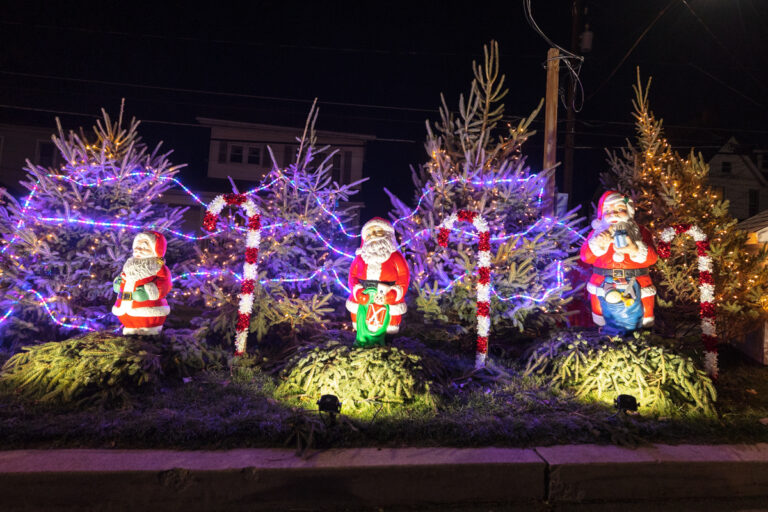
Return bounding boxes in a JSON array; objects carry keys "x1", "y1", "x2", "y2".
[
  {"x1": 0, "y1": 118, "x2": 375, "y2": 231},
  {"x1": 198, "y1": 117, "x2": 373, "y2": 187},
  {"x1": 707, "y1": 137, "x2": 768, "y2": 220}
]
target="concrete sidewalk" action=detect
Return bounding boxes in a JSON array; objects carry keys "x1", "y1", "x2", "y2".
[{"x1": 0, "y1": 444, "x2": 767, "y2": 511}]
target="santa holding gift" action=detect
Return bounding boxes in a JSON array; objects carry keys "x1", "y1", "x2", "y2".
[
  {"x1": 580, "y1": 191, "x2": 658, "y2": 334},
  {"x1": 346, "y1": 218, "x2": 410, "y2": 347},
  {"x1": 112, "y1": 231, "x2": 172, "y2": 335}
]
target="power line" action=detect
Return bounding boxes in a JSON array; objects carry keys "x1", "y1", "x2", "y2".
[
  {"x1": 587, "y1": 0, "x2": 677, "y2": 101},
  {"x1": 0, "y1": 70, "x2": 439, "y2": 114}
]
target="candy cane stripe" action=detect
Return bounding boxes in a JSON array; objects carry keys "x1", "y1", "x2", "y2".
[
  {"x1": 658, "y1": 224, "x2": 718, "y2": 378},
  {"x1": 203, "y1": 193, "x2": 261, "y2": 356},
  {"x1": 438, "y1": 210, "x2": 492, "y2": 369}
]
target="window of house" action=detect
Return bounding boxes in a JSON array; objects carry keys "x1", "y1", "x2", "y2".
[
  {"x1": 36, "y1": 140, "x2": 58, "y2": 168},
  {"x1": 218, "y1": 141, "x2": 227, "y2": 163},
  {"x1": 229, "y1": 144, "x2": 243, "y2": 163},
  {"x1": 247, "y1": 146, "x2": 261, "y2": 165},
  {"x1": 761, "y1": 154, "x2": 768, "y2": 170},
  {"x1": 749, "y1": 189, "x2": 759, "y2": 217},
  {"x1": 714, "y1": 186, "x2": 726, "y2": 199},
  {"x1": 342, "y1": 151, "x2": 352, "y2": 184},
  {"x1": 0, "y1": 136, "x2": 4, "y2": 166},
  {"x1": 721, "y1": 161, "x2": 732, "y2": 174},
  {"x1": 283, "y1": 144, "x2": 297, "y2": 168},
  {"x1": 331, "y1": 152, "x2": 342, "y2": 183}
]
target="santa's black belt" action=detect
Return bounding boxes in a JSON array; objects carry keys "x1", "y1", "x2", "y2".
[
  {"x1": 359, "y1": 279, "x2": 396, "y2": 288},
  {"x1": 592, "y1": 267, "x2": 649, "y2": 279}
]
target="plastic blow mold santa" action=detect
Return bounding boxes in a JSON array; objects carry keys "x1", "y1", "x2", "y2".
[
  {"x1": 346, "y1": 218, "x2": 410, "y2": 347},
  {"x1": 112, "y1": 231, "x2": 172, "y2": 335},
  {"x1": 580, "y1": 191, "x2": 658, "y2": 334}
]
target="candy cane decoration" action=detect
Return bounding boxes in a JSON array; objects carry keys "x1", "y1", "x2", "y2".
[
  {"x1": 202, "y1": 193, "x2": 261, "y2": 356},
  {"x1": 438, "y1": 210, "x2": 491, "y2": 369},
  {"x1": 657, "y1": 224, "x2": 718, "y2": 378}
]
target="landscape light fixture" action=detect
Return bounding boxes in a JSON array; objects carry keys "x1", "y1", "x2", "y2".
[
  {"x1": 614, "y1": 394, "x2": 639, "y2": 413},
  {"x1": 317, "y1": 394, "x2": 341, "y2": 422}
]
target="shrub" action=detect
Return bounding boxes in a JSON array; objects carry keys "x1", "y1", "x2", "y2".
[
  {"x1": 276, "y1": 340, "x2": 436, "y2": 417},
  {"x1": 524, "y1": 331, "x2": 717, "y2": 417},
  {"x1": 0, "y1": 330, "x2": 223, "y2": 405}
]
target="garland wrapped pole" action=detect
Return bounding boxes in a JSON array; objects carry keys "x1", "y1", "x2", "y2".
[
  {"x1": 203, "y1": 193, "x2": 261, "y2": 355},
  {"x1": 657, "y1": 224, "x2": 718, "y2": 378},
  {"x1": 438, "y1": 210, "x2": 491, "y2": 369}
]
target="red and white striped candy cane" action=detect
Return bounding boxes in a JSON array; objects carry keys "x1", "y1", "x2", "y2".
[
  {"x1": 202, "y1": 193, "x2": 261, "y2": 356},
  {"x1": 438, "y1": 210, "x2": 491, "y2": 369},
  {"x1": 657, "y1": 224, "x2": 718, "y2": 378}
]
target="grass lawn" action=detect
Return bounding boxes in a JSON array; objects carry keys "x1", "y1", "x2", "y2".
[{"x1": 0, "y1": 327, "x2": 767, "y2": 451}]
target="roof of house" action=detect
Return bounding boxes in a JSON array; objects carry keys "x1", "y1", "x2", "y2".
[{"x1": 736, "y1": 208, "x2": 768, "y2": 233}]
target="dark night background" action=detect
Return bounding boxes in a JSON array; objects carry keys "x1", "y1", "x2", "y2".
[{"x1": 1, "y1": 0, "x2": 767, "y2": 217}]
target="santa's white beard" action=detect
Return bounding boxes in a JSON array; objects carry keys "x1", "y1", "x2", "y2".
[
  {"x1": 123, "y1": 257, "x2": 162, "y2": 281},
  {"x1": 356, "y1": 236, "x2": 395, "y2": 265},
  {"x1": 611, "y1": 220, "x2": 642, "y2": 243}
]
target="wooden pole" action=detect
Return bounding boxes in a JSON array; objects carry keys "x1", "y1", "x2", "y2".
[
  {"x1": 543, "y1": 47, "x2": 560, "y2": 215},
  {"x1": 564, "y1": 0, "x2": 583, "y2": 208}
]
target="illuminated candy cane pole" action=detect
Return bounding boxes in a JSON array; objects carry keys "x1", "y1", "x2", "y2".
[
  {"x1": 202, "y1": 193, "x2": 261, "y2": 356},
  {"x1": 438, "y1": 210, "x2": 491, "y2": 369},
  {"x1": 657, "y1": 224, "x2": 718, "y2": 378}
]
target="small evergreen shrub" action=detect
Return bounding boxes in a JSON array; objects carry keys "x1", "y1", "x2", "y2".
[
  {"x1": 525, "y1": 331, "x2": 717, "y2": 417},
  {"x1": 277, "y1": 340, "x2": 435, "y2": 417},
  {"x1": 0, "y1": 330, "x2": 223, "y2": 405}
]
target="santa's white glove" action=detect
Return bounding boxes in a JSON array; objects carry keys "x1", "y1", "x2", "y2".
[{"x1": 374, "y1": 283, "x2": 390, "y2": 305}]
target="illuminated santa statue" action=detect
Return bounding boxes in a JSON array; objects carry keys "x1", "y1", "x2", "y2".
[
  {"x1": 112, "y1": 231, "x2": 172, "y2": 335},
  {"x1": 580, "y1": 191, "x2": 657, "y2": 334},
  {"x1": 346, "y1": 218, "x2": 410, "y2": 347}
]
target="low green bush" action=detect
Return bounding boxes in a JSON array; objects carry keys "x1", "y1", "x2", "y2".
[
  {"x1": 276, "y1": 340, "x2": 436, "y2": 417},
  {"x1": 524, "y1": 331, "x2": 717, "y2": 417},
  {"x1": 0, "y1": 330, "x2": 224, "y2": 405}
]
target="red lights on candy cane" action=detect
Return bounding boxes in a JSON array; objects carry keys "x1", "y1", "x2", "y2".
[
  {"x1": 658, "y1": 224, "x2": 718, "y2": 378},
  {"x1": 438, "y1": 210, "x2": 491, "y2": 369},
  {"x1": 203, "y1": 193, "x2": 261, "y2": 355}
]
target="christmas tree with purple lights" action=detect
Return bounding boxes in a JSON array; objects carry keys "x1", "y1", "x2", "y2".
[
  {"x1": 0, "y1": 105, "x2": 187, "y2": 345},
  {"x1": 179, "y1": 103, "x2": 364, "y2": 346},
  {"x1": 386, "y1": 42, "x2": 584, "y2": 332}
]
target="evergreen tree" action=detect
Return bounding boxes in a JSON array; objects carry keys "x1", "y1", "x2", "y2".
[
  {"x1": 181, "y1": 103, "x2": 363, "y2": 347},
  {"x1": 602, "y1": 71, "x2": 768, "y2": 340},
  {"x1": 386, "y1": 42, "x2": 583, "y2": 332},
  {"x1": 0, "y1": 105, "x2": 187, "y2": 345}
]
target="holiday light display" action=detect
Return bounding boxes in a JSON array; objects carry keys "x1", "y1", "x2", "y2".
[
  {"x1": 112, "y1": 231, "x2": 172, "y2": 335},
  {"x1": 657, "y1": 224, "x2": 718, "y2": 377},
  {"x1": 602, "y1": 71, "x2": 768, "y2": 342},
  {"x1": 438, "y1": 210, "x2": 491, "y2": 368},
  {"x1": 346, "y1": 218, "x2": 410, "y2": 347},
  {"x1": 202, "y1": 193, "x2": 261, "y2": 355},
  {"x1": 0, "y1": 107, "x2": 187, "y2": 343},
  {"x1": 387, "y1": 41, "x2": 583, "y2": 331}
]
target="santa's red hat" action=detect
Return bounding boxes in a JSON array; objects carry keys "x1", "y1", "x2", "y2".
[
  {"x1": 596, "y1": 191, "x2": 635, "y2": 219},
  {"x1": 361, "y1": 218, "x2": 395, "y2": 241},
  {"x1": 133, "y1": 231, "x2": 167, "y2": 258}
]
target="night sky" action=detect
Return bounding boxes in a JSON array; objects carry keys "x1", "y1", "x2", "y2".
[{"x1": 2, "y1": 0, "x2": 767, "y2": 217}]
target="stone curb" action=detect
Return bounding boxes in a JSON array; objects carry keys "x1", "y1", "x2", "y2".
[{"x1": 0, "y1": 444, "x2": 767, "y2": 510}]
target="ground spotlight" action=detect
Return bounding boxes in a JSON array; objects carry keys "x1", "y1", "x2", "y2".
[
  {"x1": 614, "y1": 394, "x2": 638, "y2": 413},
  {"x1": 317, "y1": 394, "x2": 341, "y2": 423}
]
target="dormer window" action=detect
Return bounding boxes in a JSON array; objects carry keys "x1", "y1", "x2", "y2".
[{"x1": 721, "y1": 161, "x2": 732, "y2": 174}]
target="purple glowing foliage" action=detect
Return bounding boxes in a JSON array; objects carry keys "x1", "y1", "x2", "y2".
[
  {"x1": 0, "y1": 108, "x2": 188, "y2": 342},
  {"x1": 384, "y1": 50, "x2": 586, "y2": 330}
]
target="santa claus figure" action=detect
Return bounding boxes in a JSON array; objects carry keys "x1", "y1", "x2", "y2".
[
  {"x1": 112, "y1": 231, "x2": 172, "y2": 335},
  {"x1": 580, "y1": 191, "x2": 657, "y2": 334},
  {"x1": 346, "y1": 218, "x2": 409, "y2": 347}
]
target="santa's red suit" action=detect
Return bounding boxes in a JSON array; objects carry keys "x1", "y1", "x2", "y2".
[
  {"x1": 112, "y1": 231, "x2": 172, "y2": 335},
  {"x1": 346, "y1": 218, "x2": 409, "y2": 334},
  {"x1": 580, "y1": 192, "x2": 657, "y2": 328}
]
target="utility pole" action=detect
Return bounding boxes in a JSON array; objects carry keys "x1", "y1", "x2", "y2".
[
  {"x1": 543, "y1": 47, "x2": 560, "y2": 216},
  {"x1": 564, "y1": 0, "x2": 584, "y2": 209}
]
